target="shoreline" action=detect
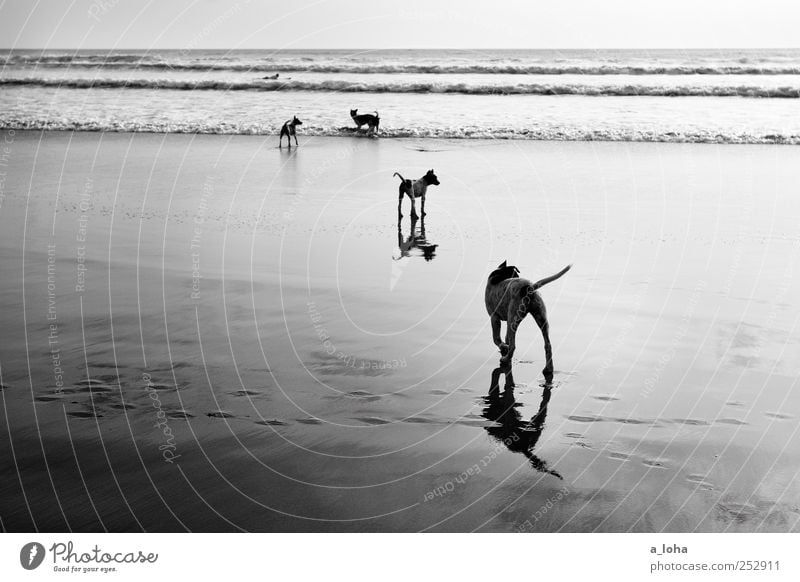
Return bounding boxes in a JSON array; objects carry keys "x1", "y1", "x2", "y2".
[{"x1": 3, "y1": 126, "x2": 800, "y2": 146}]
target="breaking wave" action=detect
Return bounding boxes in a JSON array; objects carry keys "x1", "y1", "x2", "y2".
[
  {"x1": 4, "y1": 77, "x2": 800, "y2": 97},
  {"x1": 5, "y1": 55, "x2": 800, "y2": 76},
  {"x1": 3, "y1": 117, "x2": 800, "y2": 145}
]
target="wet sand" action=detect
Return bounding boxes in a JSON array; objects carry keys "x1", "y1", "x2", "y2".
[{"x1": 1, "y1": 130, "x2": 799, "y2": 532}]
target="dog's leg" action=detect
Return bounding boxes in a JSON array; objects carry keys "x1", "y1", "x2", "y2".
[
  {"x1": 421, "y1": 192, "x2": 426, "y2": 217},
  {"x1": 491, "y1": 315, "x2": 508, "y2": 356},
  {"x1": 294, "y1": 131, "x2": 299, "y2": 146},
  {"x1": 397, "y1": 187, "x2": 404, "y2": 217},
  {"x1": 529, "y1": 297, "x2": 553, "y2": 381},
  {"x1": 501, "y1": 308, "x2": 524, "y2": 365},
  {"x1": 531, "y1": 310, "x2": 553, "y2": 381}
]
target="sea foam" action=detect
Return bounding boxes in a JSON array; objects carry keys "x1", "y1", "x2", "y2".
[
  {"x1": 3, "y1": 117, "x2": 799, "y2": 145},
  {"x1": 3, "y1": 77, "x2": 800, "y2": 98}
]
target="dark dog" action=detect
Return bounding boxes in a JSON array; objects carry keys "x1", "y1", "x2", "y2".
[
  {"x1": 350, "y1": 109, "x2": 380, "y2": 133},
  {"x1": 485, "y1": 261, "x2": 571, "y2": 378},
  {"x1": 279, "y1": 116, "x2": 302, "y2": 147},
  {"x1": 394, "y1": 169, "x2": 440, "y2": 218}
]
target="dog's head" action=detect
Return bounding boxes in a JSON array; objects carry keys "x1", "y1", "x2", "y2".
[
  {"x1": 350, "y1": 109, "x2": 358, "y2": 118},
  {"x1": 488, "y1": 260, "x2": 520, "y2": 285},
  {"x1": 292, "y1": 116, "x2": 303, "y2": 125},
  {"x1": 424, "y1": 169, "x2": 440, "y2": 186},
  {"x1": 421, "y1": 243, "x2": 438, "y2": 262}
]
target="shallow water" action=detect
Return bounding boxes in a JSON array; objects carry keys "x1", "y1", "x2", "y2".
[
  {"x1": 0, "y1": 131, "x2": 799, "y2": 531},
  {"x1": 4, "y1": 48, "x2": 800, "y2": 142}
]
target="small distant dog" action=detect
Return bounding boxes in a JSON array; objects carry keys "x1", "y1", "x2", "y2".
[
  {"x1": 279, "y1": 116, "x2": 302, "y2": 147},
  {"x1": 485, "y1": 261, "x2": 571, "y2": 378},
  {"x1": 394, "y1": 169, "x2": 440, "y2": 218},
  {"x1": 350, "y1": 109, "x2": 380, "y2": 133}
]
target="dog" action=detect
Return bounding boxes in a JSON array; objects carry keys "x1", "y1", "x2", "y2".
[
  {"x1": 350, "y1": 109, "x2": 380, "y2": 133},
  {"x1": 485, "y1": 261, "x2": 571, "y2": 378},
  {"x1": 279, "y1": 116, "x2": 302, "y2": 147},
  {"x1": 394, "y1": 169, "x2": 440, "y2": 218}
]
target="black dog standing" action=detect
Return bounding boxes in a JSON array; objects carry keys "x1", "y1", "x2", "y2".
[
  {"x1": 279, "y1": 116, "x2": 303, "y2": 148},
  {"x1": 350, "y1": 109, "x2": 380, "y2": 133},
  {"x1": 394, "y1": 169, "x2": 440, "y2": 219},
  {"x1": 484, "y1": 261, "x2": 571, "y2": 378}
]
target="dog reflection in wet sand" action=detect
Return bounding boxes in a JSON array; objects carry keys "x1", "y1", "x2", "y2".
[
  {"x1": 395, "y1": 214, "x2": 438, "y2": 261},
  {"x1": 482, "y1": 365, "x2": 561, "y2": 479}
]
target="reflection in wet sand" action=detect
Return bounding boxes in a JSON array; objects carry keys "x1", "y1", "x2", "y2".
[
  {"x1": 394, "y1": 214, "x2": 438, "y2": 261},
  {"x1": 481, "y1": 365, "x2": 561, "y2": 479},
  {"x1": 4, "y1": 132, "x2": 800, "y2": 532}
]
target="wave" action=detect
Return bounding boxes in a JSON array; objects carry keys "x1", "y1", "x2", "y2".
[
  {"x1": 3, "y1": 117, "x2": 799, "y2": 145},
  {"x1": 5, "y1": 55, "x2": 800, "y2": 75},
  {"x1": 3, "y1": 77, "x2": 800, "y2": 98}
]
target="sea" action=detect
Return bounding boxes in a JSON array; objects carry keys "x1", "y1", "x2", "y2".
[{"x1": 3, "y1": 48, "x2": 800, "y2": 143}]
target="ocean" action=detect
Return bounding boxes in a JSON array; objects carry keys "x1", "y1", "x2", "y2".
[{"x1": 3, "y1": 48, "x2": 800, "y2": 143}]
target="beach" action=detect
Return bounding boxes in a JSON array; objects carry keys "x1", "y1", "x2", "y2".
[{"x1": 1, "y1": 129, "x2": 798, "y2": 532}]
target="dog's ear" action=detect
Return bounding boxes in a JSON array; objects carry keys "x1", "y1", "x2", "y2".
[{"x1": 498, "y1": 260, "x2": 506, "y2": 268}]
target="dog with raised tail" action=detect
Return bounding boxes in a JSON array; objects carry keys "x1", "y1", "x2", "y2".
[
  {"x1": 485, "y1": 261, "x2": 571, "y2": 379},
  {"x1": 279, "y1": 116, "x2": 302, "y2": 148},
  {"x1": 394, "y1": 169, "x2": 440, "y2": 218},
  {"x1": 350, "y1": 109, "x2": 380, "y2": 133}
]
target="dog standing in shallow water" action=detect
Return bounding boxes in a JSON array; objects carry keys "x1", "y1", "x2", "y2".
[
  {"x1": 350, "y1": 109, "x2": 380, "y2": 133},
  {"x1": 485, "y1": 261, "x2": 571, "y2": 379},
  {"x1": 279, "y1": 116, "x2": 302, "y2": 147},
  {"x1": 394, "y1": 169, "x2": 440, "y2": 218}
]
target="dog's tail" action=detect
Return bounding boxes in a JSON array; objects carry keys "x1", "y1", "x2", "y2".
[
  {"x1": 393, "y1": 172, "x2": 405, "y2": 182},
  {"x1": 531, "y1": 264, "x2": 572, "y2": 291}
]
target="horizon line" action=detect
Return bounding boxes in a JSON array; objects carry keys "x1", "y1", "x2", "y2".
[{"x1": 3, "y1": 46, "x2": 800, "y2": 51}]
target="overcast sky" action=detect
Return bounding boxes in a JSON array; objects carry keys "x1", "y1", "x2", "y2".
[{"x1": 1, "y1": 0, "x2": 798, "y2": 50}]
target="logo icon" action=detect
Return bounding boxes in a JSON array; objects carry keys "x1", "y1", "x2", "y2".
[{"x1": 20, "y1": 542, "x2": 46, "y2": 570}]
